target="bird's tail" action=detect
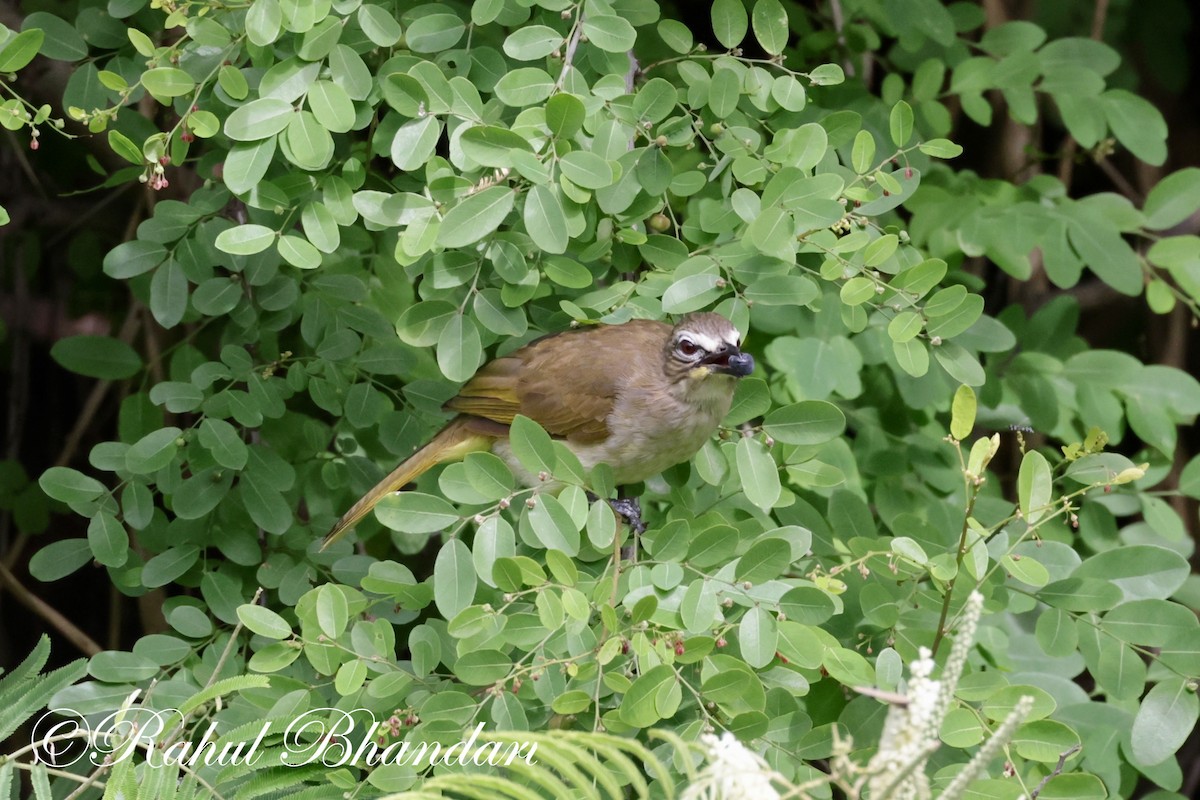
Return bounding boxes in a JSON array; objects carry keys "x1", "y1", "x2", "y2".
[{"x1": 321, "y1": 417, "x2": 493, "y2": 550}]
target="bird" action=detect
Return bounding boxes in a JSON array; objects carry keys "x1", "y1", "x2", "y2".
[{"x1": 322, "y1": 312, "x2": 755, "y2": 549}]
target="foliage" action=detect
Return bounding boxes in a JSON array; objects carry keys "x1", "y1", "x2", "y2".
[{"x1": 4, "y1": 0, "x2": 1200, "y2": 798}]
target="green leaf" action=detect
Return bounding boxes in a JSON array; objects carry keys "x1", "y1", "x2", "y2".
[
  {"x1": 436, "y1": 313, "x2": 482, "y2": 382},
  {"x1": 509, "y1": 415, "x2": 557, "y2": 477},
  {"x1": 559, "y1": 151, "x2": 616, "y2": 190},
  {"x1": 141, "y1": 67, "x2": 195, "y2": 98},
  {"x1": 89, "y1": 651, "x2": 157, "y2": 682},
  {"x1": 1102, "y1": 89, "x2": 1167, "y2": 165},
  {"x1": 1038, "y1": 578, "x2": 1123, "y2": 612},
  {"x1": 21, "y1": 12, "x2": 85, "y2": 61},
  {"x1": 39, "y1": 466, "x2": 106, "y2": 507},
  {"x1": 1012, "y1": 720, "x2": 1081, "y2": 763},
  {"x1": 662, "y1": 273, "x2": 721, "y2": 314},
  {"x1": 215, "y1": 224, "x2": 276, "y2": 255},
  {"x1": 751, "y1": 0, "x2": 788, "y2": 55},
  {"x1": 438, "y1": 186, "x2": 514, "y2": 248},
  {"x1": 493, "y1": 67, "x2": 554, "y2": 107},
  {"x1": 771, "y1": 75, "x2": 806, "y2": 112},
  {"x1": 1143, "y1": 167, "x2": 1200, "y2": 230},
  {"x1": 1073, "y1": 545, "x2": 1189, "y2": 601},
  {"x1": 1003, "y1": 554, "x2": 1049, "y2": 587},
  {"x1": 763, "y1": 401, "x2": 845, "y2": 445},
  {"x1": 527, "y1": 495, "x2": 580, "y2": 556},
  {"x1": 524, "y1": 185, "x2": 568, "y2": 254},
  {"x1": 223, "y1": 137, "x2": 277, "y2": 195},
  {"x1": 357, "y1": 3, "x2": 402, "y2": 46},
  {"x1": 316, "y1": 584, "x2": 349, "y2": 638},
  {"x1": 736, "y1": 538, "x2": 792, "y2": 583},
  {"x1": 739, "y1": 606, "x2": 778, "y2": 668},
  {"x1": 107, "y1": 130, "x2": 144, "y2": 165},
  {"x1": 887, "y1": 310, "x2": 922, "y2": 342},
  {"x1": 892, "y1": 339, "x2": 929, "y2": 377},
  {"x1": 711, "y1": 0, "x2": 748, "y2": 48},
  {"x1": 149, "y1": 257, "x2": 187, "y2": 328},
  {"x1": 1104, "y1": 599, "x2": 1198, "y2": 647},
  {"x1": 224, "y1": 97, "x2": 295, "y2": 141},
  {"x1": 1035, "y1": 607, "x2": 1078, "y2": 657},
  {"x1": 681, "y1": 579, "x2": 719, "y2": 633},
  {"x1": 237, "y1": 603, "x2": 293, "y2": 639},
  {"x1": 503, "y1": 25, "x2": 563, "y2": 61},
  {"x1": 918, "y1": 138, "x2": 963, "y2": 158},
  {"x1": 620, "y1": 664, "x2": 675, "y2": 727},
  {"x1": 1017, "y1": 450, "x2": 1052, "y2": 524},
  {"x1": 808, "y1": 63, "x2": 844, "y2": 86},
  {"x1": 307, "y1": 80, "x2": 354, "y2": 133},
  {"x1": 583, "y1": 15, "x2": 636, "y2": 53},
  {"x1": 375, "y1": 492, "x2": 460, "y2": 534},
  {"x1": 889, "y1": 101, "x2": 914, "y2": 147},
  {"x1": 217, "y1": 64, "x2": 249, "y2": 100},
  {"x1": 390, "y1": 115, "x2": 440, "y2": 171},
  {"x1": 1130, "y1": 678, "x2": 1199, "y2": 766},
  {"x1": 709, "y1": 67, "x2": 740, "y2": 119},
  {"x1": 102, "y1": 240, "x2": 167, "y2": 279},
  {"x1": 546, "y1": 93, "x2": 585, "y2": 138},
  {"x1": 29, "y1": 539, "x2": 92, "y2": 581},
  {"x1": 852, "y1": 130, "x2": 876, "y2": 174},
  {"x1": 405, "y1": 13, "x2": 464, "y2": 53},
  {"x1": 926, "y1": 294, "x2": 984, "y2": 339},
  {"x1": 736, "y1": 437, "x2": 780, "y2": 511},
  {"x1": 454, "y1": 650, "x2": 513, "y2": 685},
  {"x1": 142, "y1": 545, "x2": 199, "y2": 587},
  {"x1": 1066, "y1": 213, "x2": 1142, "y2": 296},
  {"x1": 460, "y1": 126, "x2": 533, "y2": 168},
  {"x1": 951, "y1": 385, "x2": 976, "y2": 441},
  {"x1": 0, "y1": 28, "x2": 44, "y2": 72},
  {"x1": 87, "y1": 512, "x2": 127, "y2": 567},
  {"x1": 50, "y1": 335, "x2": 142, "y2": 379},
  {"x1": 434, "y1": 538, "x2": 476, "y2": 620}
]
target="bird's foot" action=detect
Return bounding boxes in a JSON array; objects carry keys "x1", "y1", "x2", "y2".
[{"x1": 608, "y1": 496, "x2": 646, "y2": 535}]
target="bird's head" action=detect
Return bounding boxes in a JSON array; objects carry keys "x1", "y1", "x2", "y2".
[{"x1": 665, "y1": 313, "x2": 755, "y2": 393}]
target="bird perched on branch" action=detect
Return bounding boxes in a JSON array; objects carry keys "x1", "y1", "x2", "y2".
[{"x1": 322, "y1": 312, "x2": 754, "y2": 549}]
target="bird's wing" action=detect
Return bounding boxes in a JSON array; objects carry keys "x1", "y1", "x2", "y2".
[{"x1": 444, "y1": 320, "x2": 669, "y2": 445}]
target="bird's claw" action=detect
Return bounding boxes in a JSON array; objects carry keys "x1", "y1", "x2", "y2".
[{"x1": 608, "y1": 496, "x2": 646, "y2": 535}]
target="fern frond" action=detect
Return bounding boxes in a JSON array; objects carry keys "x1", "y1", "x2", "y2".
[
  {"x1": 232, "y1": 764, "x2": 329, "y2": 800},
  {"x1": 0, "y1": 634, "x2": 50, "y2": 693},
  {"x1": 377, "y1": 728, "x2": 686, "y2": 800},
  {"x1": 0, "y1": 651, "x2": 86, "y2": 742},
  {"x1": 134, "y1": 758, "x2": 179, "y2": 800},
  {"x1": 419, "y1": 772, "x2": 545, "y2": 800},
  {"x1": 177, "y1": 675, "x2": 271, "y2": 716}
]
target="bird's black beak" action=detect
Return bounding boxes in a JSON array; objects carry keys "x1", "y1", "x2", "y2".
[{"x1": 704, "y1": 346, "x2": 754, "y2": 377}]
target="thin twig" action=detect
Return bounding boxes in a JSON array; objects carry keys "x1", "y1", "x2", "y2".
[
  {"x1": 829, "y1": 0, "x2": 854, "y2": 77},
  {"x1": 0, "y1": 559, "x2": 102, "y2": 655},
  {"x1": 556, "y1": 9, "x2": 585, "y2": 89},
  {"x1": 1029, "y1": 744, "x2": 1083, "y2": 800},
  {"x1": 3, "y1": 305, "x2": 141, "y2": 571},
  {"x1": 1057, "y1": 0, "x2": 1110, "y2": 191},
  {"x1": 1096, "y1": 154, "x2": 1142, "y2": 202}
]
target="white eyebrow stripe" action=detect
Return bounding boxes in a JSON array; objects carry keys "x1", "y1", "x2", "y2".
[{"x1": 681, "y1": 331, "x2": 723, "y2": 351}]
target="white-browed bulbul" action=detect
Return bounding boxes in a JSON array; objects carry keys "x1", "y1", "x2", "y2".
[{"x1": 322, "y1": 312, "x2": 754, "y2": 548}]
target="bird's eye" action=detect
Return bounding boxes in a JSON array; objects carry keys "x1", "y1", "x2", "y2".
[{"x1": 677, "y1": 338, "x2": 700, "y2": 357}]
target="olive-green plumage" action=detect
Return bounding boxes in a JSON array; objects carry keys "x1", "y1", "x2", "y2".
[{"x1": 322, "y1": 312, "x2": 753, "y2": 549}]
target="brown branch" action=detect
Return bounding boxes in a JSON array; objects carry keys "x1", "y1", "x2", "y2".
[
  {"x1": 1057, "y1": 0, "x2": 1110, "y2": 191},
  {"x1": 2, "y1": 305, "x2": 142, "y2": 572},
  {"x1": 0, "y1": 559, "x2": 102, "y2": 656},
  {"x1": 1029, "y1": 744, "x2": 1083, "y2": 800}
]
